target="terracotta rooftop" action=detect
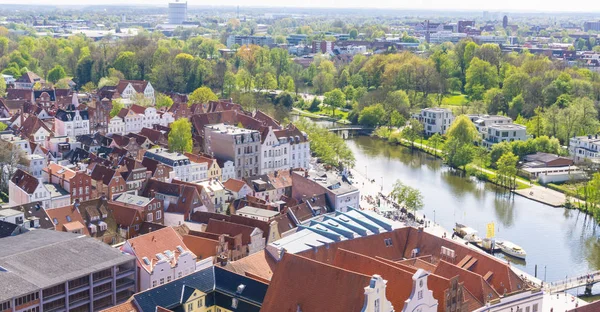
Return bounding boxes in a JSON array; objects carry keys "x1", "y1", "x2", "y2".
[
  {"x1": 222, "y1": 178, "x2": 248, "y2": 193},
  {"x1": 181, "y1": 234, "x2": 219, "y2": 261},
  {"x1": 46, "y1": 205, "x2": 90, "y2": 236},
  {"x1": 261, "y1": 253, "x2": 371, "y2": 312},
  {"x1": 205, "y1": 219, "x2": 259, "y2": 246},
  {"x1": 124, "y1": 227, "x2": 193, "y2": 273}
]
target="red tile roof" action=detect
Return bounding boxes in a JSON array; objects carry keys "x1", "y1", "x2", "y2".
[
  {"x1": 261, "y1": 253, "x2": 372, "y2": 312},
  {"x1": 46, "y1": 205, "x2": 90, "y2": 236},
  {"x1": 205, "y1": 219, "x2": 258, "y2": 246},
  {"x1": 124, "y1": 227, "x2": 193, "y2": 273},
  {"x1": 222, "y1": 178, "x2": 248, "y2": 193},
  {"x1": 181, "y1": 234, "x2": 219, "y2": 260}
]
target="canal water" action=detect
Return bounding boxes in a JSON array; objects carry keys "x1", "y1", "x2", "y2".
[{"x1": 348, "y1": 136, "x2": 600, "y2": 285}]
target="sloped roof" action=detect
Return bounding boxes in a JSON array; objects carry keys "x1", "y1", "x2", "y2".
[
  {"x1": 224, "y1": 250, "x2": 278, "y2": 281},
  {"x1": 261, "y1": 253, "x2": 371, "y2": 312},
  {"x1": 117, "y1": 80, "x2": 149, "y2": 94},
  {"x1": 10, "y1": 169, "x2": 39, "y2": 194},
  {"x1": 19, "y1": 115, "x2": 52, "y2": 137},
  {"x1": 205, "y1": 219, "x2": 258, "y2": 246},
  {"x1": 181, "y1": 234, "x2": 219, "y2": 260},
  {"x1": 45, "y1": 205, "x2": 90, "y2": 236},
  {"x1": 222, "y1": 178, "x2": 249, "y2": 193},
  {"x1": 124, "y1": 227, "x2": 193, "y2": 273}
]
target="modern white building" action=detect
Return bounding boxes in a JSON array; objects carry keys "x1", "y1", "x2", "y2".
[
  {"x1": 569, "y1": 135, "x2": 600, "y2": 163},
  {"x1": 419, "y1": 108, "x2": 455, "y2": 136},
  {"x1": 144, "y1": 148, "x2": 207, "y2": 182},
  {"x1": 204, "y1": 124, "x2": 261, "y2": 179},
  {"x1": 121, "y1": 227, "x2": 196, "y2": 291},
  {"x1": 168, "y1": 0, "x2": 187, "y2": 24},
  {"x1": 54, "y1": 109, "x2": 90, "y2": 138},
  {"x1": 483, "y1": 123, "x2": 528, "y2": 148},
  {"x1": 236, "y1": 206, "x2": 280, "y2": 222},
  {"x1": 26, "y1": 154, "x2": 46, "y2": 178},
  {"x1": 469, "y1": 114, "x2": 514, "y2": 142}
]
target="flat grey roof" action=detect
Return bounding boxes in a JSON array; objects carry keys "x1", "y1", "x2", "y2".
[
  {"x1": 488, "y1": 123, "x2": 526, "y2": 130},
  {"x1": 0, "y1": 230, "x2": 134, "y2": 301},
  {"x1": 236, "y1": 206, "x2": 280, "y2": 218}
]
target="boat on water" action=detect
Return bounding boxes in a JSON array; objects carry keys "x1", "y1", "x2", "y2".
[
  {"x1": 496, "y1": 240, "x2": 527, "y2": 259},
  {"x1": 453, "y1": 223, "x2": 483, "y2": 244}
]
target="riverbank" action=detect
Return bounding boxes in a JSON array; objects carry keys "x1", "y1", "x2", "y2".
[{"x1": 371, "y1": 131, "x2": 590, "y2": 211}]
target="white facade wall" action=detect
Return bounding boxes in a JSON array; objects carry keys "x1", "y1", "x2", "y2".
[
  {"x1": 334, "y1": 189, "x2": 360, "y2": 212},
  {"x1": 291, "y1": 141, "x2": 310, "y2": 169},
  {"x1": 421, "y1": 108, "x2": 454, "y2": 136},
  {"x1": 8, "y1": 180, "x2": 51, "y2": 208},
  {"x1": 260, "y1": 129, "x2": 290, "y2": 174},
  {"x1": 248, "y1": 228, "x2": 265, "y2": 255},
  {"x1": 108, "y1": 116, "x2": 126, "y2": 135},
  {"x1": 221, "y1": 161, "x2": 235, "y2": 181},
  {"x1": 401, "y1": 270, "x2": 438, "y2": 312},
  {"x1": 54, "y1": 112, "x2": 90, "y2": 138},
  {"x1": 569, "y1": 136, "x2": 600, "y2": 163}
]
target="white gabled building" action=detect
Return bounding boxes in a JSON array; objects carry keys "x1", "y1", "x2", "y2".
[
  {"x1": 144, "y1": 148, "x2": 207, "y2": 182},
  {"x1": 117, "y1": 80, "x2": 155, "y2": 105},
  {"x1": 8, "y1": 169, "x2": 51, "y2": 208},
  {"x1": 54, "y1": 109, "x2": 90, "y2": 138},
  {"x1": 108, "y1": 115, "x2": 126, "y2": 135},
  {"x1": 260, "y1": 125, "x2": 310, "y2": 174},
  {"x1": 121, "y1": 227, "x2": 196, "y2": 291},
  {"x1": 129, "y1": 104, "x2": 174, "y2": 129}
]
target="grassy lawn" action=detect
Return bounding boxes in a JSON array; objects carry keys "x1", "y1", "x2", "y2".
[
  {"x1": 442, "y1": 93, "x2": 469, "y2": 106},
  {"x1": 315, "y1": 104, "x2": 349, "y2": 120}
]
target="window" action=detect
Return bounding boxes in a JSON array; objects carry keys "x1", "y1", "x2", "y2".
[
  {"x1": 156, "y1": 211, "x2": 162, "y2": 220},
  {"x1": 159, "y1": 278, "x2": 165, "y2": 285},
  {"x1": 167, "y1": 276, "x2": 171, "y2": 282},
  {"x1": 152, "y1": 280, "x2": 157, "y2": 287},
  {"x1": 187, "y1": 303, "x2": 193, "y2": 311},
  {"x1": 178, "y1": 272, "x2": 183, "y2": 278},
  {"x1": 418, "y1": 290, "x2": 423, "y2": 299},
  {"x1": 231, "y1": 298, "x2": 238, "y2": 309},
  {"x1": 532, "y1": 304, "x2": 538, "y2": 312},
  {"x1": 384, "y1": 238, "x2": 393, "y2": 247},
  {"x1": 147, "y1": 213, "x2": 153, "y2": 222},
  {"x1": 197, "y1": 299, "x2": 203, "y2": 308}
]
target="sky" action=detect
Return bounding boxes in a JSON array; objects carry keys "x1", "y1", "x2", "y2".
[{"x1": 1, "y1": 0, "x2": 599, "y2": 13}]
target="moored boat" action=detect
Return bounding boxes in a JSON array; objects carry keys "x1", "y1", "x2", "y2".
[
  {"x1": 497, "y1": 240, "x2": 527, "y2": 259},
  {"x1": 453, "y1": 223, "x2": 483, "y2": 244}
]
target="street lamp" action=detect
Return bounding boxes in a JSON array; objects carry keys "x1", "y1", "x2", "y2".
[{"x1": 381, "y1": 176, "x2": 384, "y2": 191}]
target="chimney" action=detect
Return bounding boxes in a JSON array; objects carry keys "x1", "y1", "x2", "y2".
[{"x1": 66, "y1": 137, "x2": 69, "y2": 143}]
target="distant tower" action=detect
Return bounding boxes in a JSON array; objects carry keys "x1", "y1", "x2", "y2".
[
  {"x1": 425, "y1": 20, "x2": 430, "y2": 44},
  {"x1": 122, "y1": 14, "x2": 126, "y2": 23},
  {"x1": 168, "y1": 0, "x2": 187, "y2": 25},
  {"x1": 503, "y1": 15, "x2": 508, "y2": 29}
]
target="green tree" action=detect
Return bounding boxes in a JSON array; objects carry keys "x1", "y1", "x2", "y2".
[
  {"x1": 156, "y1": 93, "x2": 174, "y2": 109},
  {"x1": 484, "y1": 88, "x2": 506, "y2": 115},
  {"x1": 47, "y1": 65, "x2": 66, "y2": 84},
  {"x1": 113, "y1": 51, "x2": 137, "y2": 80},
  {"x1": 489, "y1": 141, "x2": 512, "y2": 167},
  {"x1": 389, "y1": 111, "x2": 406, "y2": 128},
  {"x1": 349, "y1": 28, "x2": 358, "y2": 39},
  {"x1": 443, "y1": 137, "x2": 474, "y2": 170},
  {"x1": 446, "y1": 115, "x2": 480, "y2": 145},
  {"x1": 508, "y1": 94, "x2": 524, "y2": 119},
  {"x1": 358, "y1": 104, "x2": 385, "y2": 127},
  {"x1": 0, "y1": 75, "x2": 6, "y2": 96},
  {"x1": 465, "y1": 57, "x2": 498, "y2": 100},
  {"x1": 428, "y1": 133, "x2": 443, "y2": 157},
  {"x1": 390, "y1": 180, "x2": 424, "y2": 213},
  {"x1": 188, "y1": 86, "x2": 218, "y2": 105},
  {"x1": 323, "y1": 88, "x2": 346, "y2": 117},
  {"x1": 110, "y1": 99, "x2": 125, "y2": 118},
  {"x1": 496, "y1": 152, "x2": 519, "y2": 189},
  {"x1": 168, "y1": 118, "x2": 193, "y2": 153},
  {"x1": 0, "y1": 123, "x2": 7, "y2": 131},
  {"x1": 401, "y1": 119, "x2": 424, "y2": 149}
]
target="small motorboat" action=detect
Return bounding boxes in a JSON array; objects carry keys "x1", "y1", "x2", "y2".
[
  {"x1": 497, "y1": 240, "x2": 527, "y2": 259},
  {"x1": 453, "y1": 223, "x2": 483, "y2": 244}
]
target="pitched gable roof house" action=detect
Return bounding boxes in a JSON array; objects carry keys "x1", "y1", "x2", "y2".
[
  {"x1": 45, "y1": 204, "x2": 89, "y2": 235},
  {"x1": 205, "y1": 219, "x2": 265, "y2": 256},
  {"x1": 121, "y1": 227, "x2": 196, "y2": 290}
]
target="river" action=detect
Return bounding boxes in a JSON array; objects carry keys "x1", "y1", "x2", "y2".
[{"x1": 347, "y1": 136, "x2": 600, "y2": 286}]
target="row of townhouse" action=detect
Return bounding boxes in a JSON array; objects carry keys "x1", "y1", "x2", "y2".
[{"x1": 108, "y1": 104, "x2": 174, "y2": 135}]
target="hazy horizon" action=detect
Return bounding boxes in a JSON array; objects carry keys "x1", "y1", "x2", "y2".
[{"x1": 0, "y1": 0, "x2": 599, "y2": 14}]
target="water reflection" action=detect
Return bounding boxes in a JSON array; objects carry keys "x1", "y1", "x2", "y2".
[{"x1": 347, "y1": 136, "x2": 600, "y2": 282}]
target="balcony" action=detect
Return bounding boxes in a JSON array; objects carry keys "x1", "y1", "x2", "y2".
[
  {"x1": 116, "y1": 278, "x2": 135, "y2": 291},
  {"x1": 115, "y1": 267, "x2": 135, "y2": 279},
  {"x1": 93, "y1": 284, "x2": 113, "y2": 299},
  {"x1": 69, "y1": 294, "x2": 90, "y2": 309},
  {"x1": 93, "y1": 296, "x2": 113, "y2": 312}
]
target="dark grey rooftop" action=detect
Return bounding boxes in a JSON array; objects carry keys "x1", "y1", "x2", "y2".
[{"x1": 0, "y1": 229, "x2": 134, "y2": 301}]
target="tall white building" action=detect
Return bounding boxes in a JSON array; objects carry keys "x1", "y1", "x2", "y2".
[
  {"x1": 419, "y1": 108, "x2": 455, "y2": 136},
  {"x1": 168, "y1": 0, "x2": 187, "y2": 24},
  {"x1": 54, "y1": 109, "x2": 90, "y2": 138},
  {"x1": 144, "y1": 148, "x2": 207, "y2": 182}
]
